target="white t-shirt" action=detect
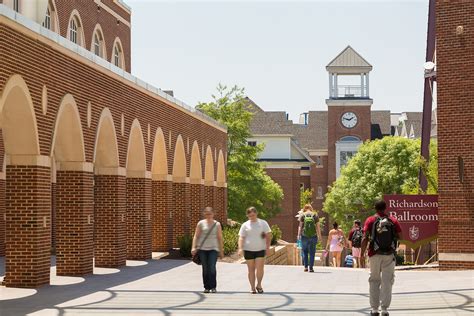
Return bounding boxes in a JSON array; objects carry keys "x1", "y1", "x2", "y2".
[{"x1": 239, "y1": 219, "x2": 271, "y2": 251}]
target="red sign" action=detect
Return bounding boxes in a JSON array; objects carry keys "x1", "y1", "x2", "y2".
[{"x1": 383, "y1": 194, "x2": 438, "y2": 249}]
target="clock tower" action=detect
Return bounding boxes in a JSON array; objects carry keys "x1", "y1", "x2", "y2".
[{"x1": 326, "y1": 46, "x2": 373, "y2": 184}]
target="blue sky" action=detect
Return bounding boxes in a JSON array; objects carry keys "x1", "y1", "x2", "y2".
[{"x1": 128, "y1": 0, "x2": 429, "y2": 121}]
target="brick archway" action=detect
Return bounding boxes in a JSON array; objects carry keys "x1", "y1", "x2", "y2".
[
  {"x1": 172, "y1": 135, "x2": 188, "y2": 245},
  {"x1": 189, "y1": 141, "x2": 204, "y2": 230},
  {"x1": 0, "y1": 74, "x2": 49, "y2": 288}
]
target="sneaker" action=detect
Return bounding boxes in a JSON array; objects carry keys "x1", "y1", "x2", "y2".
[
  {"x1": 381, "y1": 312, "x2": 389, "y2": 316},
  {"x1": 304, "y1": 268, "x2": 308, "y2": 272},
  {"x1": 370, "y1": 312, "x2": 380, "y2": 316},
  {"x1": 210, "y1": 288, "x2": 217, "y2": 293},
  {"x1": 309, "y1": 268, "x2": 314, "y2": 273},
  {"x1": 203, "y1": 289, "x2": 210, "y2": 293}
]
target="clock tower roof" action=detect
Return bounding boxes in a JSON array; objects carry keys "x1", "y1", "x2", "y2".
[{"x1": 326, "y1": 45, "x2": 372, "y2": 74}]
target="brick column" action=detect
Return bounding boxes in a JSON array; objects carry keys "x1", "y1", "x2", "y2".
[
  {"x1": 51, "y1": 182, "x2": 56, "y2": 253},
  {"x1": 4, "y1": 155, "x2": 51, "y2": 288},
  {"x1": 215, "y1": 186, "x2": 227, "y2": 225},
  {"x1": 126, "y1": 174, "x2": 152, "y2": 260},
  {"x1": 189, "y1": 182, "x2": 204, "y2": 233},
  {"x1": 94, "y1": 169, "x2": 126, "y2": 268},
  {"x1": 0, "y1": 177, "x2": 5, "y2": 257},
  {"x1": 55, "y1": 163, "x2": 94, "y2": 276},
  {"x1": 204, "y1": 184, "x2": 214, "y2": 212},
  {"x1": 152, "y1": 177, "x2": 172, "y2": 251},
  {"x1": 172, "y1": 180, "x2": 190, "y2": 247}
]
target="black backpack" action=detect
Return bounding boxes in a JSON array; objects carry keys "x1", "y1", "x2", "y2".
[
  {"x1": 371, "y1": 215, "x2": 397, "y2": 255},
  {"x1": 351, "y1": 228, "x2": 363, "y2": 248}
]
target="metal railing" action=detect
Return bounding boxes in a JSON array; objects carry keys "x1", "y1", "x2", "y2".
[{"x1": 332, "y1": 85, "x2": 368, "y2": 99}]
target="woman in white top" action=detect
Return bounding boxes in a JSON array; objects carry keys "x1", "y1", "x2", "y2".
[
  {"x1": 238, "y1": 207, "x2": 272, "y2": 294},
  {"x1": 192, "y1": 207, "x2": 224, "y2": 293}
]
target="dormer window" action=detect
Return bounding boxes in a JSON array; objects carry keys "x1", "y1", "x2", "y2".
[
  {"x1": 111, "y1": 38, "x2": 125, "y2": 69},
  {"x1": 91, "y1": 25, "x2": 106, "y2": 59},
  {"x1": 67, "y1": 12, "x2": 85, "y2": 47},
  {"x1": 13, "y1": 0, "x2": 20, "y2": 12},
  {"x1": 43, "y1": 7, "x2": 51, "y2": 30},
  {"x1": 42, "y1": 1, "x2": 59, "y2": 33}
]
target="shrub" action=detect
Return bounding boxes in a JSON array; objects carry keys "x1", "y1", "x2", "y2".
[
  {"x1": 222, "y1": 224, "x2": 240, "y2": 256},
  {"x1": 271, "y1": 224, "x2": 282, "y2": 245},
  {"x1": 177, "y1": 234, "x2": 193, "y2": 258}
]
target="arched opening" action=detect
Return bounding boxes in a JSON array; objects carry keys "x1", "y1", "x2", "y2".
[
  {"x1": 172, "y1": 135, "x2": 187, "y2": 181},
  {"x1": 204, "y1": 145, "x2": 215, "y2": 185},
  {"x1": 151, "y1": 128, "x2": 168, "y2": 178},
  {"x1": 126, "y1": 119, "x2": 146, "y2": 174},
  {"x1": 216, "y1": 149, "x2": 226, "y2": 186},
  {"x1": 0, "y1": 74, "x2": 49, "y2": 287},
  {"x1": 94, "y1": 108, "x2": 119, "y2": 169},
  {"x1": 189, "y1": 141, "x2": 202, "y2": 182},
  {"x1": 91, "y1": 24, "x2": 107, "y2": 59},
  {"x1": 67, "y1": 10, "x2": 85, "y2": 47}
]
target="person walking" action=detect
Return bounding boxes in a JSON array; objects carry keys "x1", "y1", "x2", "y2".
[
  {"x1": 361, "y1": 200, "x2": 402, "y2": 316},
  {"x1": 348, "y1": 219, "x2": 363, "y2": 268},
  {"x1": 191, "y1": 207, "x2": 224, "y2": 293},
  {"x1": 326, "y1": 222, "x2": 346, "y2": 267},
  {"x1": 297, "y1": 204, "x2": 322, "y2": 272},
  {"x1": 238, "y1": 207, "x2": 272, "y2": 294}
]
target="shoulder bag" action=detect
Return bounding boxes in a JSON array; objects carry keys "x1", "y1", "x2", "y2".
[{"x1": 192, "y1": 221, "x2": 218, "y2": 265}]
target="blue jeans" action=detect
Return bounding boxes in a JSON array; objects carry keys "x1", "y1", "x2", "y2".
[
  {"x1": 301, "y1": 236, "x2": 318, "y2": 269},
  {"x1": 199, "y1": 250, "x2": 218, "y2": 290}
]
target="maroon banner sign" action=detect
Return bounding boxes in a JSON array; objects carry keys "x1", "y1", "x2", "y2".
[{"x1": 383, "y1": 194, "x2": 438, "y2": 249}]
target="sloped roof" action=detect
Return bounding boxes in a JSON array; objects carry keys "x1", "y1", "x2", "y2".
[
  {"x1": 326, "y1": 45, "x2": 372, "y2": 70},
  {"x1": 371, "y1": 110, "x2": 391, "y2": 135}
]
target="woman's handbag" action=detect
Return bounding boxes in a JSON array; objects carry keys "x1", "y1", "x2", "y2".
[{"x1": 192, "y1": 221, "x2": 217, "y2": 265}]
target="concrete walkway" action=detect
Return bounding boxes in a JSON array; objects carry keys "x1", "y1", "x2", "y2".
[{"x1": 0, "y1": 258, "x2": 473, "y2": 315}]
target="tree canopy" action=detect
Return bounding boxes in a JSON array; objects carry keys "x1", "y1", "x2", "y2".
[
  {"x1": 197, "y1": 84, "x2": 284, "y2": 222},
  {"x1": 323, "y1": 137, "x2": 437, "y2": 231}
]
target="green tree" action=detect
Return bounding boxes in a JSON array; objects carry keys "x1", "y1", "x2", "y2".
[
  {"x1": 323, "y1": 137, "x2": 437, "y2": 231},
  {"x1": 402, "y1": 140, "x2": 438, "y2": 194},
  {"x1": 300, "y1": 188, "x2": 314, "y2": 209},
  {"x1": 197, "y1": 84, "x2": 284, "y2": 222}
]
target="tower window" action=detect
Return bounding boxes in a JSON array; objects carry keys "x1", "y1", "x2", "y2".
[
  {"x1": 13, "y1": 0, "x2": 20, "y2": 12},
  {"x1": 43, "y1": 7, "x2": 51, "y2": 30},
  {"x1": 70, "y1": 18, "x2": 78, "y2": 44}
]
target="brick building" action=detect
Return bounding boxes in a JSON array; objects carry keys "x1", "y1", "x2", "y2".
[
  {"x1": 0, "y1": 0, "x2": 227, "y2": 288},
  {"x1": 436, "y1": 0, "x2": 474, "y2": 270},
  {"x1": 248, "y1": 46, "x2": 435, "y2": 241}
]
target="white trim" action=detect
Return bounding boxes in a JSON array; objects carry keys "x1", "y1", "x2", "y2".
[
  {"x1": 300, "y1": 170, "x2": 310, "y2": 176},
  {"x1": 308, "y1": 150, "x2": 328, "y2": 156},
  {"x1": 439, "y1": 253, "x2": 474, "y2": 262},
  {"x1": 95, "y1": 166, "x2": 126, "y2": 176},
  {"x1": 335, "y1": 140, "x2": 362, "y2": 178},
  {"x1": 152, "y1": 174, "x2": 172, "y2": 182},
  {"x1": 127, "y1": 170, "x2": 152, "y2": 179},
  {"x1": 262, "y1": 161, "x2": 311, "y2": 169},
  {"x1": 326, "y1": 99, "x2": 373, "y2": 106},
  {"x1": 252, "y1": 134, "x2": 294, "y2": 137},
  {"x1": 7, "y1": 154, "x2": 51, "y2": 167},
  {"x1": 57, "y1": 161, "x2": 94, "y2": 172}
]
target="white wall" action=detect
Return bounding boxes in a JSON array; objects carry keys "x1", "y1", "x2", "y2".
[{"x1": 248, "y1": 136, "x2": 291, "y2": 159}]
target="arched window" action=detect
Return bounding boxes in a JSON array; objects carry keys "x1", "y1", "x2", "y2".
[
  {"x1": 67, "y1": 12, "x2": 85, "y2": 47},
  {"x1": 111, "y1": 38, "x2": 125, "y2": 69},
  {"x1": 339, "y1": 136, "x2": 361, "y2": 142},
  {"x1": 42, "y1": 1, "x2": 59, "y2": 33},
  {"x1": 91, "y1": 25, "x2": 106, "y2": 59}
]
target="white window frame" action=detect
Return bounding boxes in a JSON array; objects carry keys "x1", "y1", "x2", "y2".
[
  {"x1": 335, "y1": 140, "x2": 362, "y2": 178},
  {"x1": 43, "y1": 6, "x2": 51, "y2": 30},
  {"x1": 94, "y1": 33, "x2": 101, "y2": 56},
  {"x1": 69, "y1": 18, "x2": 78, "y2": 44},
  {"x1": 13, "y1": 0, "x2": 20, "y2": 12}
]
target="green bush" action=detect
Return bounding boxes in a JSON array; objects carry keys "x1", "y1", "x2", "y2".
[
  {"x1": 177, "y1": 234, "x2": 193, "y2": 258},
  {"x1": 222, "y1": 224, "x2": 240, "y2": 256},
  {"x1": 271, "y1": 224, "x2": 282, "y2": 245}
]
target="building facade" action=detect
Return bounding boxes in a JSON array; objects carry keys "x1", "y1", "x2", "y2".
[
  {"x1": 436, "y1": 0, "x2": 474, "y2": 270},
  {"x1": 249, "y1": 46, "x2": 432, "y2": 241},
  {"x1": 0, "y1": 0, "x2": 227, "y2": 288}
]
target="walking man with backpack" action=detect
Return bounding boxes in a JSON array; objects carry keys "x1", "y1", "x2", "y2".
[
  {"x1": 361, "y1": 200, "x2": 402, "y2": 316},
  {"x1": 297, "y1": 204, "x2": 322, "y2": 272},
  {"x1": 348, "y1": 219, "x2": 363, "y2": 268}
]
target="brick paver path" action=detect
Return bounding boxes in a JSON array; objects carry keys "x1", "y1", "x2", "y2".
[{"x1": 0, "y1": 258, "x2": 473, "y2": 315}]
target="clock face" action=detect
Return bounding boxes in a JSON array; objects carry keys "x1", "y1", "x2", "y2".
[{"x1": 341, "y1": 112, "x2": 358, "y2": 128}]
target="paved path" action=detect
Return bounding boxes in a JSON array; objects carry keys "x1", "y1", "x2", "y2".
[{"x1": 0, "y1": 258, "x2": 473, "y2": 315}]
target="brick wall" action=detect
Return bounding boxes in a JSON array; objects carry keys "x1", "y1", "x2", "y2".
[
  {"x1": 190, "y1": 184, "x2": 204, "y2": 232},
  {"x1": 4, "y1": 165, "x2": 51, "y2": 288},
  {"x1": 56, "y1": 170, "x2": 94, "y2": 276},
  {"x1": 126, "y1": 177, "x2": 152, "y2": 260},
  {"x1": 310, "y1": 155, "x2": 329, "y2": 234},
  {"x1": 152, "y1": 180, "x2": 172, "y2": 251},
  {"x1": 437, "y1": 0, "x2": 474, "y2": 270},
  {"x1": 265, "y1": 168, "x2": 301, "y2": 241},
  {"x1": 172, "y1": 182, "x2": 190, "y2": 247},
  {"x1": 0, "y1": 179, "x2": 4, "y2": 257},
  {"x1": 94, "y1": 175, "x2": 127, "y2": 268}
]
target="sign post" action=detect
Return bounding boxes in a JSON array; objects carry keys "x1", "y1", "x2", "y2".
[{"x1": 383, "y1": 195, "x2": 438, "y2": 264}]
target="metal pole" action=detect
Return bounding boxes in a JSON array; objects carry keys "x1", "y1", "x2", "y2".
[{"x1": 419, "y1": 0, "x2": 436, "y2": 191}]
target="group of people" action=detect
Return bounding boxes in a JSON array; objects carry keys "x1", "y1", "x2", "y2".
[{"x1": 191, "y1": 200, "x2": 402, "y2": 316}]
